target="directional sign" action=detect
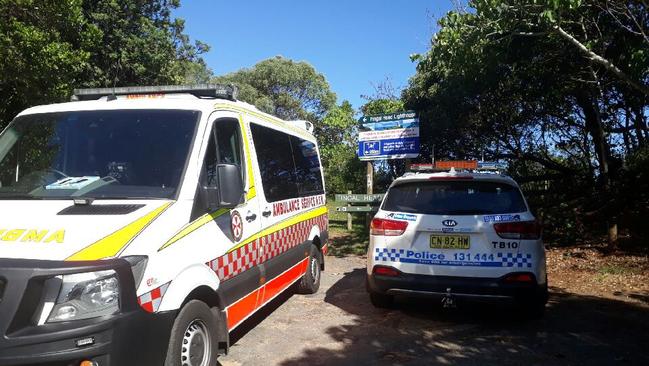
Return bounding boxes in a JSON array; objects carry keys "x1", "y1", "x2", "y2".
[
  {"x1": 334, "y1": 194, "x2": 384, "y2": 203},
  {"x1": 358, "y1": 111, "x2": 419, "y2": 161},
  {"x1": 335, "y1": 206, "x2": 378, "y2": 212}
]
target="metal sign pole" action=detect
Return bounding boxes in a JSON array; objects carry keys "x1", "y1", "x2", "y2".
[
  {"x1": 366, "y1": 162, "x2": 374, "y2": 195},
  {"x1": 346, "y1": 190, "x2": 352, "y2": 231},
  {"x1": 366, "y1": 162, "x2": 374, "y2": 227}
]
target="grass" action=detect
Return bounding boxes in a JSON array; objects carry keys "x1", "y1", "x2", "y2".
[
  {"x1": 326, "y1": 197, "x2": 370, "y2": 257},
  {"x1": 597, "y1": 264, "x2": 638, "y2": 276}
]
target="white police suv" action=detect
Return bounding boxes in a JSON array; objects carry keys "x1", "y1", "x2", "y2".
[{"x1": 366, "y1": 165, "x2": 548, "y2": 317}]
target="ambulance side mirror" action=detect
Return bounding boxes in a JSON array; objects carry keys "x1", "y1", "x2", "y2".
[{"x1": 207, "y1": 163, "x2": 243, "y2": 209}]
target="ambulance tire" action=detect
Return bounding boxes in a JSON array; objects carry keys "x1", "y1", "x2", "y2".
[
  {"x1": 369, "y1": 291, "x2": 395, "y2": 309},
  {"x1": 297, "y1": 245, "x2": 321, "y2": 294},
  {"x1": 164, "y1": 300, "x2": 219, "y2": 366}
]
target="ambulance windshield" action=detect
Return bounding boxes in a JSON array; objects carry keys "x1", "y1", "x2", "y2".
[{"x1": 0, "y1": 109, "x2": 199, "y2": 199}]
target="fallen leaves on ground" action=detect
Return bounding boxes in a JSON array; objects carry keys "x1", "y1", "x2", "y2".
[{"x1": 547, "y1": 245, "x2": 649, "y2": 307}]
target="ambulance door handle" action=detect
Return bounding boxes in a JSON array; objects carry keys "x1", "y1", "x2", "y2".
[
  {"x1": 246, "y1": 211, "x2": 257, "y2": 222},
  {"x1": 262, "y1": 208, "x2": 272, "y2": 217}
]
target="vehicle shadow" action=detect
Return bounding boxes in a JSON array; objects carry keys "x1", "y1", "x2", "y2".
[{"x1": 278, "y1": 268, "x2": 649, "y2": 366}]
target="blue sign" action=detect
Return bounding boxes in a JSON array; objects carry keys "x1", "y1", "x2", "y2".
[{"x1": 358, "y1": 111, "x2": 419, "y2": 161}]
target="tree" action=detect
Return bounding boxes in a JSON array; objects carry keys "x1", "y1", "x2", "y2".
[
  {"x1": 213, "y1": 56, "x2": 336, "y2": 121},
  {"x1": 0, "y1": 0, "x2": 98, "y2": 125},
  {"x1": 319, "y1": 101, "x2": 366, "y2": 193},
  {"x1": 403, "y1": 0, "x2": 649, "y2": 246},
  {"x1": 0, "y1": 0, "x2": 208, "y2": 127}
]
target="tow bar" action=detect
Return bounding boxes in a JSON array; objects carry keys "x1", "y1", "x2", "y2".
[{"x1": 441, "y1": 288, "x2": 457, "y2": 308}]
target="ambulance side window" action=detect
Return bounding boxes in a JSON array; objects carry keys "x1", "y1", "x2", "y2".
[
  {"x1": 203, "y1": 118, "x2": 244, "y2": 188},
  {"x1": 250, "y1": 123, "x2": 299, "y2": 202}
]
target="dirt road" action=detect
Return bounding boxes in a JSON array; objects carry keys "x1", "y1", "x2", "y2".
[{"x1": 219, "y1": 255, "x2": 649, "y2": 366}]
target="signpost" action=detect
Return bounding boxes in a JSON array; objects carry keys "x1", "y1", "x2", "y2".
[
  {"x1": 357, "y1": 111, "x2": 420, "y2": 161},
  {"x1": 335, "y1": 206, "x2": 378, "y2": 212},
  {"x1": 334, "y1": 194, "x2": 384, "y2": 203},
  {"x1": 335, "y1": 193, "x2": 385, "y2": 230},
  {"x1": 333, "y1": 111, "x2": 419, "y2": 232}
]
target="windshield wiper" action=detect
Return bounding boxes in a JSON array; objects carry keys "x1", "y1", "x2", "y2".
[{"x1": 80, "y1": 196, "x2": 169, "y2": 200}]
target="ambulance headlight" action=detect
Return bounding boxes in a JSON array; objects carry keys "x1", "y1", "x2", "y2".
[{"x1": 47, "y1": 270, "x2": 120, "y2": 323}]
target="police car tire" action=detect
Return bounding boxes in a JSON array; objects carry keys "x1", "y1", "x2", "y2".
[
  {"x1": 369, "y1": 291, "x2": 394, "y2": 309},
  {"x1": 164, "y1": 300, "x2": 219, "y2": 366},
  {"x1": 297, "y1": 245, "x2": 321, "y2": 294}
]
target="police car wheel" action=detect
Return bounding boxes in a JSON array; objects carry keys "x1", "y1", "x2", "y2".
[
  {"x1": 369, "y1": 291, "x2": 394, "y2": 309},
  {"x1": 165, "y1": 300, "x2": 219, "y2": 366},
  {"x1": 297, "y1": 245, "x2": 321, "y2": 294}
]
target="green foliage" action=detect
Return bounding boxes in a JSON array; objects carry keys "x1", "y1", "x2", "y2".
[
  {"x1": 0, "y1": 0, "x2": 207, "y2": 127},
  {"x1": 404, "y1": 0, "x2": 649, "y2": 244},
  {"x1": 0, "y1": 0, "x2": 97, "y2": 125},
  {"x1": 320, "y1": 143, "x2": 365, "y2": 195},
  {"x1": 361, "y1": 99, "x2": 405, "y2": 116},
  {"x1": 319, "y1": 101, "x2": 365, "y2": 194},
  {"x1": 213, "y1": 56, "x2": 336, "y2": 121}
]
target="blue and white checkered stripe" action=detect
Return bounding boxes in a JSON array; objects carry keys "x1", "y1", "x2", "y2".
[
  {"x1": 375, "y1": 248, "x2": 405, "y2": 262},
  {"x1": 498, "y1": 253, "x2": 532, "y2": 268}
]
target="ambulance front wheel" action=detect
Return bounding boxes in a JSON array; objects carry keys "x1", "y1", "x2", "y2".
[
  {"x1": 164, "y1": 300, "x2": 219, "y2": 366},
  {"x1": 297, "y1": 245, "x2": 322, "y2": 294}
]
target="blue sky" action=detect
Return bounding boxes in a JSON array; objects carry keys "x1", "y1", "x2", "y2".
[{"x1": 174, "y1": 1, "x2": 454, "y2": 109}]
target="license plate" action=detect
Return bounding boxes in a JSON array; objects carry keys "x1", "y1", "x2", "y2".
[{"x1": 430, "y1": 234, "x2": 470, "y2": 249}]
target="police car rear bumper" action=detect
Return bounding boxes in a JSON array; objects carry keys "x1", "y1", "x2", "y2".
[
  {"x1": 0, "y1": 258, "x2": 175, "y2": 366},
  {"x1": 367, "y1": 270, "x2": 548, "y2": 304}
]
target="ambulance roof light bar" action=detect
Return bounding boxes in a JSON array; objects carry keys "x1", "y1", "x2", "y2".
[{"x1": 70, "y1": 84, "x2": 238, "y2": 102}]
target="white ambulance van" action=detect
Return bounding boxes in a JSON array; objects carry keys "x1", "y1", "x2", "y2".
[
  {"x1": 366, "y1": 164, "x2": 547, "y2": 317},
  {"x1": 0, "y1": 85, "x2": 328, "y2": 366}
]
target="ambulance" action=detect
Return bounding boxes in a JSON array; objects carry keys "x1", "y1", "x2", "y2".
[
  {"x1": 0, "y1": 85, "x2": 328, "y2": 366},
  {"x1": 366, "y1": 163, "x2": 548, "y2": 317}
]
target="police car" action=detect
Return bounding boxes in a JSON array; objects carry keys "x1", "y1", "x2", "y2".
[{"x1": 366, "y1": 163, "x2": 548, "y2": 316}]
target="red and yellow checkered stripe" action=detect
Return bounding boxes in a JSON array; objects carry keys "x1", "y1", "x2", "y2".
[{"x1": 207, "y1": 213, "x2": 328, "y2": 281}]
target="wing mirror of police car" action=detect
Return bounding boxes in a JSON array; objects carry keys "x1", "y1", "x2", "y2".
[{"x1": 204, "y1": 163, "x2": 244, "y2": 209}]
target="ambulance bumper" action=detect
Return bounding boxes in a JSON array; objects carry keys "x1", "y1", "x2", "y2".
[
  {"x1": 367, "y1": 269, "x2": 548, "y2": 304},
  {"x1": 0, "y1": 258, "x2": 175, "y2": 366}
]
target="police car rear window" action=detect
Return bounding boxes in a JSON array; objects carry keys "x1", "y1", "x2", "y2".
[{"x1": 382, "y1": 180, "x2": 527, "y2": 215}]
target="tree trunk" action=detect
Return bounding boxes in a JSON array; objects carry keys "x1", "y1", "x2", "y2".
[
  {"x1": 608, "y1": 220, "x2": 618, "y2": 251},
  {"x1": 634, "y1": 106, "x2": 647, "y2": 147},
  {"x1": 576, "y1": 93, "x2": 611, "y2": 189}
]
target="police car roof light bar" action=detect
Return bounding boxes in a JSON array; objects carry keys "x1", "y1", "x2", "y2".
[
  {"x1": 70, "y1": 84, "x2": 239, "y2": 102},
  {"x1": 409, "y1": 161, "x2": 508, "y2": 175}
]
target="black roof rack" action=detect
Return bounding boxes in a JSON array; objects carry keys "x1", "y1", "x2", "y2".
[{"x1": 70, "y1": 84, "x2": 238, "y2": 102}]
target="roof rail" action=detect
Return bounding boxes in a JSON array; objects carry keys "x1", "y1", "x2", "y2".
[{"x1": 70, "y1": 84, "x2": 238, "y2": 102}]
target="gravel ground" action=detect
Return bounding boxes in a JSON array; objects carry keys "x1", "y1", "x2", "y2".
[{"x1": 219, "y1": 255, "x2": 649, "y2": 366}]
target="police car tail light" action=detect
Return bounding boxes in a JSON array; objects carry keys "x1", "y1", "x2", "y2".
[
  {"x1": 503, "y1": 273, "x2": 535, "y2": 283},
  {"x1": 370, "y1": 218, "x2": 408, "y2": 236},
  {"x1": 494, "y1": 221, "x2": 542, "y2": 240},
  {"x1": 373, "y1": 265, "x2": 400, "y2": 277}
]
